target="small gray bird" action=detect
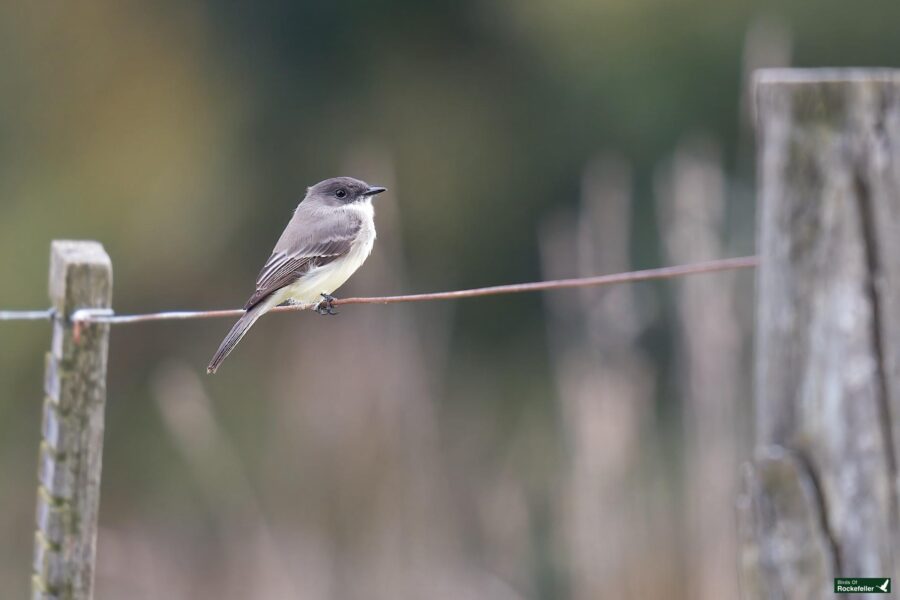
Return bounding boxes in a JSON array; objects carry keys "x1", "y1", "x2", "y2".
[{"x1": 208, "y1": 177, "x2": 386, "y2": 373}]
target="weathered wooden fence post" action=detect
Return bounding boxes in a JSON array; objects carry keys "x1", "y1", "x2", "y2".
[
  {"x1": 739, "y1": 70, "x2": 900, "y2": 598},
  {"x1": 33, "y1": 241, "x2": 112, "y2": 600}
]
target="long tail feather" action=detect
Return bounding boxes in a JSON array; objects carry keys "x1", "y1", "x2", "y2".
[{"x1": 207, "y1": 301, "x2": 271, "y2": 374}]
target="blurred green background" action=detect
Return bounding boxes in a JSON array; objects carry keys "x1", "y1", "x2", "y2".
[{"x1": 1, "y1": 1, "x2": 899, "y2": 599}]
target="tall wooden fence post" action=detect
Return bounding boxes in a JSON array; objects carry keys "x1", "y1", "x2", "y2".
[
  {"x1": 33, "y1": 241, "x2": 112, "y2": 600},
  {"x1": 739, "y1": 70, "x2": 900, "y2": 598}
]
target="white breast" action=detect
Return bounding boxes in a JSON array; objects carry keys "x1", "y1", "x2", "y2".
[{"x1": 275, "y1": 201, "x2": 376, "y2": 305}]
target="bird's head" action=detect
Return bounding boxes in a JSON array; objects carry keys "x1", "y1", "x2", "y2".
[{"x1": 306, "y1": 177, "x2": 386, "y2": 206}]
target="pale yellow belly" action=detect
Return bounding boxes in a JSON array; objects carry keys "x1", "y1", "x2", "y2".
[{"x1": 271, "y1": 242, "x2": 372, "y2": 306}]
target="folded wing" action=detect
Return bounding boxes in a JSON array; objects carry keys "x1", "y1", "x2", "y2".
[{"x1": 243, "y1": 208, "x2": 362, "y2": 310}]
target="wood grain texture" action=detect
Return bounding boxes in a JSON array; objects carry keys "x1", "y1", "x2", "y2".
[
  {"x1": 740, "y1": 69, "x2": 900, "y2": 599},
  {"x1": 33, "y1": 241, "x2": 112, "y2": 600}
]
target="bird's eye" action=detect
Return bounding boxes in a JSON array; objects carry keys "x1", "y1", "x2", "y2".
[{"x1": 336, "y1": 189, "x2": 347, "y2": 199}]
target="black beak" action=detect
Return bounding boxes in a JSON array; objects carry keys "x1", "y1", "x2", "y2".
[{"x1": 365, "y1": 186, "x2": 387, "y2": 197}]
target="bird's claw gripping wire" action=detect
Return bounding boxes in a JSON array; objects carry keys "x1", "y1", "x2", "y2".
[{"x1": 315, "y1": 294, "x2": 339, "y2": 316}]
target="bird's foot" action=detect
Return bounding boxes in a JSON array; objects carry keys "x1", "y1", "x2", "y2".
[{"x1": 314, "y1": 293, "x2": 339, "y2": 316}]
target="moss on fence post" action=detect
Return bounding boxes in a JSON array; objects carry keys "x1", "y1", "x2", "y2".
[
  {"x1": 33, "y1": 241, "x2": 112, "y2": 600},
  {"x1": 740, "y1": 69, "x2": 900, "y2": 599}
]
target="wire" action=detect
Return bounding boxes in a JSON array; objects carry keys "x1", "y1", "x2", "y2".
[
  {"x1": 0, "y1": 256, "x2": 757, "y2": 326},
  {"x1": 0, "y1": 309, "x2": 55, "y2": 321}
]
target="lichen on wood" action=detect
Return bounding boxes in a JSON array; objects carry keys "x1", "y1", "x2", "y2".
[
  {"x1": 33, "y1": 241, "x2": 112, "y2": 600},
  {"x1": 741, "y1": 69, "x2": 900, "y2": 599}
]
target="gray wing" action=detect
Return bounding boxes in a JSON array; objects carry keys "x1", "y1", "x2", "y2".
[{"x1": 244, "y1": 207, "x2": 362, "y2": 310}]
